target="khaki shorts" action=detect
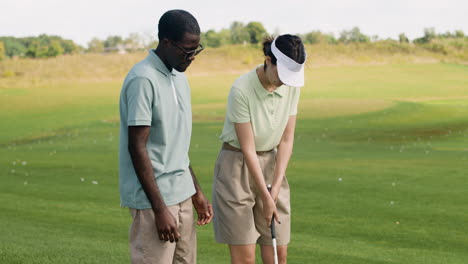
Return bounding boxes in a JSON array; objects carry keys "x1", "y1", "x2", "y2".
[
  {"x1": 212, "y1": 148, "x2": 291, "y2": 245},
  {"x1": 128, "y1": 198, "x2": 196, "y2": 264}
]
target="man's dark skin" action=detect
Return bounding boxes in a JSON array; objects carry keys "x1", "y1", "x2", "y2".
[{"x1": 128, "y1": 32, "x2": 213, "y2": 243}]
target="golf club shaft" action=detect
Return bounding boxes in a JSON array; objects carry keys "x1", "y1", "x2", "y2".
[
  {"x1": 272, "y1": 238, "x2": 278, "y2": 264},
  {"x1": 267, "y1": 184, "x2": 279, "y2": 264}
]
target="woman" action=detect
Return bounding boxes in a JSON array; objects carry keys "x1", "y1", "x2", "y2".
[{"x1": 212, "y1": 34, "x2": 306, "y2": 264}]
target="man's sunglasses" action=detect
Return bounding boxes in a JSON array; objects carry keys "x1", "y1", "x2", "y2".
[{"x1": 172, "y1": 41, "x2": 204, "y2": 60}]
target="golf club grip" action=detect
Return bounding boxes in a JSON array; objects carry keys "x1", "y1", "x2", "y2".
[
  {"x1": 267, "y1": 184, "x2": 277, "y2": 239},
  {"x1": 271, "y1": 218, "x2": 276, "y2": 238}
]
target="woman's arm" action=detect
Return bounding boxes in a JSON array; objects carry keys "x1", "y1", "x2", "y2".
[
  {"x1": 235, "y1": 122, "x2": 279, "y2": 226},
  {"x1": 271, "y1": 115, "x2": 297, "y2": 202}
]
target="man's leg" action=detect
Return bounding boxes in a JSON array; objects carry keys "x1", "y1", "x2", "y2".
[
  {"x1": 173, "y1": 198, "x2": 196, "y2": 264},
  {"x1": 129, "y1": 207, "x2": 179, "y2": 264}
]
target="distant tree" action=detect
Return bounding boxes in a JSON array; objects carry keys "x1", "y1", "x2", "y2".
[
  {"x1": 203, "y1": 29, "x2": 232, "y2": 47},
  {"x1": 61, "y1": 39, "x2": 79, "y2": 54},
  {"x1": 303, "y1": 31, "x2": 323, "y2": 44},
  {"x1": 455, "y1": 30, "x2": 465, "y2": 38},
  {"x1": 230, "y1": 21, "x2": 250, "y2": 44},
  {"x1": 123, "y1": 33, "x2": 146, "y2": 52},
  {"x1": 424, "y1": 28, "x2": 436, "y2": 40},
  {"x1": 218, "y1": 29, "x2": 232, "y2": 46},
  {"x1": 338, "y1": 30, "x2": 350, "y2": 43},
  {"x1": 204, "y1": 30, "x2": 222, "y2": 47},
  {"x1": 399, "y1": 33, "x2": 409, "y2": 43},
  {"x1": 24, "y1": 38, "x2": 43, "y2": 58},
  {"x1": 339, "y1": 27, "x2": 370, "y2": 44},
  {"x1": 27, "y1": 35, "x2": 71, "y2": 57},
  {"x1": 88, "y1": 38, "x2": 104, "y2": 53},
  {"x1": 0, "y1": 37, "x2": 27, "y2": 57},
  {"x1": 0, "y1": 41, "x2": 5, "y2": 60},
  {"x1": 325, "y1": 33, "x2": 337, "y2": 44},
  {"x1": 245, "y1": 22, "x2": 268, "y2": 44},
  {"x1": 438, "y1": 31, "x2": 453, "y2": 38},
  {"x1": 36, "y1": 46, "x2": 50, "y2": 58},
  {"x1": 47, "y1": 40, "x2": 64, "y2": 57},
  {"x1": 303, "y1": 31, "x2": 336, "y2": 44},
  {"x1": 103, "y1": 35, "x2": 123, "y2": 49},
  {"x1": 0, "y1": 35, "x2": 77, "y2": 58},
  {"x1": 414, "y1": 27, "x2": 436, "y2": 44}
]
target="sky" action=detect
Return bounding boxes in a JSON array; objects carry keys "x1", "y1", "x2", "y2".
[{"x1": 1, "y1": 0, "x2": 467, "y2": 47}]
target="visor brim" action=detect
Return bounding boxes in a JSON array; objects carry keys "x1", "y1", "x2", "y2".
[{"x1": 277, "y1": 62, "x2": 304, "y2": 87}]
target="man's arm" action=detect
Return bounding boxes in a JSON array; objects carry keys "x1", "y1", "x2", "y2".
[
  {"x1": 189, "y1": 165, "x2": 213, "y2": 225},
  {"x1": 128, "y1": 126, "x2": 180, "y2": 243}
]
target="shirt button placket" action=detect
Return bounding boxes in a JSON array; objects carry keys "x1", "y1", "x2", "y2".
[{"x1": 268, "y1": 94, "x2": 275, "y2": 128}]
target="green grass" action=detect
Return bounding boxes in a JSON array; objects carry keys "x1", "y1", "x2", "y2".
[{"x1": 1, "y1": 61, "x2": 468, "y2": 263}]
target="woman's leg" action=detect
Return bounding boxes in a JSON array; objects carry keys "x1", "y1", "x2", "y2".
[
  {"x1": 229, "y1": 244, "x2": 256, "y2": 264},
  {"x1": 256, "y1": 152, "x2": 290, "y2": 264},
  {"x1": 260, "y1": 244, "x2": 287, "y2": 264}
]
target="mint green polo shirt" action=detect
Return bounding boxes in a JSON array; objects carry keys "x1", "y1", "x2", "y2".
[
  {"x1": 219, "y1": 66, "x2": 300, "y2": 151},
  {"x1": 119, "y1": 50, "x2": 195, "y2": 208}
]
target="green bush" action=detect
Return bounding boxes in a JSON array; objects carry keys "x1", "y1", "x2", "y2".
[
  {"x1": 1, "y1": 70, "x2": 15, "y2": 78},
  {"x1": 374, "y1": 40, "x2": 414, "y2": 54},
  {"x1": 302, "y1": 31, "x2": 337, "y2": 45},
  {"x1": 338, "y1": 27, "x2": 370, "y2": 44},
  {"x1": 0, "y1": 41, "x2": 5, "y2": 60}
]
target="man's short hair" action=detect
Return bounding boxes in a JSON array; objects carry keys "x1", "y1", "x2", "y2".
[{"x1": 158, "y1": 10, "x2": 200, "y2": 42}]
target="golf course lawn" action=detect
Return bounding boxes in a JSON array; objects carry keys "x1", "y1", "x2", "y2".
[{"x1": 0, "y1": 62, "x2": 467, "y2": 263}]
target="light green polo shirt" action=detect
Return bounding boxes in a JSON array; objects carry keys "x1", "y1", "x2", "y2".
[
  {"x1": 119, "y1": 50, "x2": 195, "y2": 208},
  {"x1": 219, "y1": 66, "x2": 300, "y2": 151}
]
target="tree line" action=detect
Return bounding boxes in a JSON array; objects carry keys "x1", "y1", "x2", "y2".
[
  {"x1": 0, "y1": 35, "x2": 79, "y2": 59},
  {"x1": 0, "y1": 21, "x2": 466, "y2": 60}
]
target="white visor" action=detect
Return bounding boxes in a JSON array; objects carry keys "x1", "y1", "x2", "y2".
[{"x1": 271, "y1": 37, "x2": 306, "y2": 87}]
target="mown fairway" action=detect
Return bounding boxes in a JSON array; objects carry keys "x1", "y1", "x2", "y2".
[{"x1": 0, "y1": 61, "x2": 467, "y2": 263}]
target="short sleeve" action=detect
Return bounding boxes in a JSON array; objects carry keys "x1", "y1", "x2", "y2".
[
  {"x1": 227, "y1": 87, "x2": 250, "y2": 123},
  {"x1": 126, "y1": 77, "x2": 154, "y2": 126},
  {"x1": 289, "y1": 87, "x2": 301, "y2": 116}
]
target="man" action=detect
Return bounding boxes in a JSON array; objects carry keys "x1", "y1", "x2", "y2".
[{"x1": 119, "y1": 10, "x2": 213, "y2": 264}]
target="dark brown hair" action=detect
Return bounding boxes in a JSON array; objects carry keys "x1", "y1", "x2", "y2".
[{"x1": 262, "y1": 34, "x2": 306, "y2": 70}]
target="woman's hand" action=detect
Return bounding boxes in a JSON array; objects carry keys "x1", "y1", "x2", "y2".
[
  {"x1": 263, "y1": 195, "x2": 280, "y2": 227},
  {"x1": 270, "y1": 184, "x2": 280, "y2": 202}
]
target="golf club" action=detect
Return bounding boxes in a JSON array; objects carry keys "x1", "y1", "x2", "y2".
[{"x1": 267, "y1": 184, "x2": 279, "y2": 264}]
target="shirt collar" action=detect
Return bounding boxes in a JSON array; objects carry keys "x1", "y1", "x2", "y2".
[
  {"x1": 252, "y1": 67, "x2": 286, "y2": 99},
  {"x1": 147, "y1": 50, "x2": 176, "y2": 77}
]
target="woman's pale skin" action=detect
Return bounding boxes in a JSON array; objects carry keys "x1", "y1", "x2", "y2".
[{"x1": 230, "y1": 56, "x2": 297, "y2": 264}]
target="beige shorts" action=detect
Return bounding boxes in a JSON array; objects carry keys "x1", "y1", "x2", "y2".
[
  {"x1": 212, "y1": 148, "x2": 291, "y2": 245},
  {"x1": 128, "y1": 198, "x2": 196, "y2": 264}
]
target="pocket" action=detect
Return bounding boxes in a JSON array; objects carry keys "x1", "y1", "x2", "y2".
[
  {"x1": 216, "y1": 150, "x2": 239, "y2": 184},
  {"x1": 214, "y1": 150, "x2": 244, "y2": 199},
  {"x1": 213, "y1": 150, "x2": 224, "y2": 180}
]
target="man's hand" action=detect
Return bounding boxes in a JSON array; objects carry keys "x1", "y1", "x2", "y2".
[
  {"x1": 192, "y1": 191, "x2": 213, "y2": 225},
  {"x1": 154, "y1": 208, "x2": 180, "y2": 243}
]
